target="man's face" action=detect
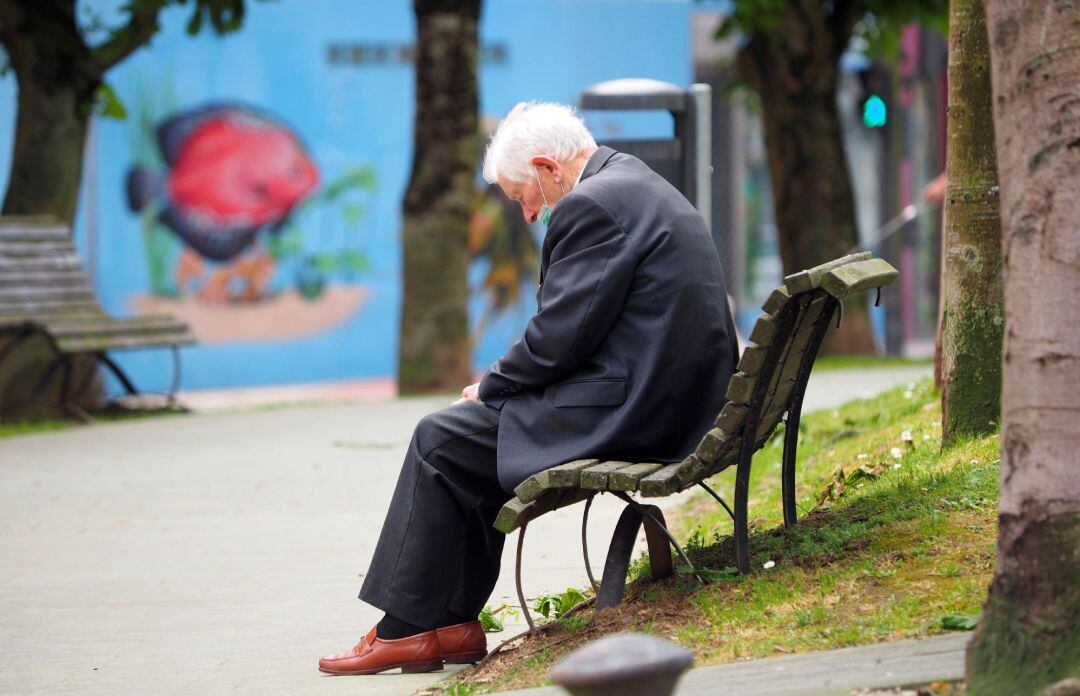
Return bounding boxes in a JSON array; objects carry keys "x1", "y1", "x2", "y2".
[{"x1": 498, "y1": 157, "x2": 563, "y2": 224}]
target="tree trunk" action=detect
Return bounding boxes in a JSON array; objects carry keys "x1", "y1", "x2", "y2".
[
  {"x1": 966, "y1": 1, "x2": 1080, "y2": 692},
  {"x1": 0, "y1": 0, "x2": 101, "y2": 227},
  {"x1": 940, "y1": 0, "x2": 1003, "y2": 447},
  {"x1": 736, "y1": 0, "x2": 876, "y2": 355},
  {"x1": 2, "y1": 77, "x2": 92, "y2": 226},
  {"x1": 397, "y1": 0, "x2": 480, "y2": 393}
]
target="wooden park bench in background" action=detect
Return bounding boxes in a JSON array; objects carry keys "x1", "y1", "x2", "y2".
[
  {"x1": 0, "y1": 217, "x2": 195, "y2": 421},
  {"x1": 495, "y1": 252, "x2": 899, "y2": 629}
]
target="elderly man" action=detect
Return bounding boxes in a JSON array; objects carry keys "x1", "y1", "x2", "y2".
[{"x1": 319, "y1": 102, "x2": 737, "y2": 676}]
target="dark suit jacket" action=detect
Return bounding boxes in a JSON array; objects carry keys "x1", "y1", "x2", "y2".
[{"x1": 479, "y1": 146, "x2": 737, "y2": 492}]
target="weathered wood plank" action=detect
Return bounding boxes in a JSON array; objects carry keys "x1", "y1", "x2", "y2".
[
  {"x1": 675, "y1": 455, "x2": 710, "y2": 486},
  {"x1": 761, "y1": 286, "x2": 792, "y2": 317},
  {"x1": 0, "y1": 241, "x2": 78, "y2": 257},
  {"x1": 547, "y1": 458, "x2": 601, "y2": 488},
  {"x1": 581, "y1": 461, "x2": 636, "y2": 490},
  {"x1": 0, "y1": 270, "x2": 92, "y2": 287},
  {"x1": 494, "y1": 488, "x2": 593, "y2": 534},
  {"x1": 715, "y1": 402, "x2": 747, "y2": 436},
  {"x1": 46, "y1": 315, "x2": 189, "y2": 338},
  {"x1": 783, "y1": 252, "x2": 872, "y2": 294},
  {"x1": 607, "y1": 462, "x2": 663, "y2": 491},
  {"x1": 57, "y1": 331, "x2": 196, "y2": 353},
  {"x1": 0, "y1": 286, "x2": 94, "y2": 302},
  {"x1": 736, "y1": 344, "x2": 768, "y2": 376},
  {"x1": 821, "y1": 258, "x2": 900, "y2": 299},
  {"x1": 748, "y1": 315, "x2": 778, "y2": 346},
  {"x1": 724, "y1": 372, "x2": 756, "y2": 405},
  {"x1": 639, "y1": 464, "x2": 682, "y2": 497},
  {"x1": 693, "y1": 428, "x2": 732, "y2": 464}
]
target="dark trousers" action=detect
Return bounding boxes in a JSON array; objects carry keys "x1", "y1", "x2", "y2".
[{"x1": 358, "y1": 400, "x2": 511, "y2": 628}]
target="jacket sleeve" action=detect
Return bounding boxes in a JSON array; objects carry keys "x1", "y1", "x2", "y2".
[{"x1": 479, "y1": 192, "x2": 637, "y2": 408}]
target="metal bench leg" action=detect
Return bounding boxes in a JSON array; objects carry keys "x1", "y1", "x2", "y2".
[
  {"x1": 0, "y1": 327, "x2": 35, "y2": 371},
  {"x1": 698, "y1": 481, "x2": 735, "y2": 521},
  {"x1": 734, "y1": 445, "x2": 753, "y2": 574},
  {"x1": 581, "y1": 495, "x2": 601, "y2": 594},
  {"x1": 782, "y1": 298, "x2": 836, "y2": 528},
  {"x1": 596, "y1": 504, "x2": 645, "y2": 609},
  {"x1": 515, "y1": 523, "x2": 536, "y2": 630},
  {"x1": 612, "y1": 492, "x2": 702, "y2": 586},
  {"x1": 97, "y1": 353, "x2": 138, "y2": 396},
  {"x1": 59, "y1": 356, "x2": 92, "y2": 424},
  {"x1": 168, "y1": 345, "x2": 182, "y2": 405}
]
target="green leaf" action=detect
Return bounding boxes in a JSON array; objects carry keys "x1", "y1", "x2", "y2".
[
  {"x1": 95, "y1": 82, "x2": 128, "y2": 120},
  {"x1": 478, "y1": 605, "x2": 503, "y2": 633},
  {"x1": 940, "y1": 614, "x2": 978, "y2": 631}
]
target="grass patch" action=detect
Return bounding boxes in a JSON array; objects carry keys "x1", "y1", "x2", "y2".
[
  {"x1": 441, "y1": 379, "x2": 998, "y2": 693},
  {"x1": 811, "y1": 355, "x2": 933, "y2": 372},
  {"x1": 0, "y1": 403, "x2": 189, "y2": 439}
]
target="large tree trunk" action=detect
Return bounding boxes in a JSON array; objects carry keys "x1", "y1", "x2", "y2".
[
  {"x1": 940, "y1": 0, "x2": 1003, "y2": 447},
  {"x1": 0, "y1": 0, "x2": 101, "y2": 227},
  {"x1": 397, "y1": 0, "x2": 480, "y2": 393},
  {"x1": 966, "y1": 0, "x2": 1080, "y2": 692},
  {"x1": 736, "y1": 0, "x2": 876, "y2": 355},
  {"x1": 3, "y1": 78, "x2": 92, "y2": 226}
]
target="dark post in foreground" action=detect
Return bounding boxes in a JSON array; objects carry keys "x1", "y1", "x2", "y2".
[
  {"x1": 397, "y1": 0, "x2": 480, "y2": 393},
  {"x1": 940, "y1": 0, "x2": 1003, "y2": 447},
  {"x1": 966, "y1": 0, "x2": 1080, "y2": 692}
]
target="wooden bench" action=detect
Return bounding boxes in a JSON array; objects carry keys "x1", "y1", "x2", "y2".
[
  {"x1": 0, "y1": 217, "x2": 195, "y2": 420},
  {"x1": 494, "y1": 252, "x2": 899, "y2": 628}
]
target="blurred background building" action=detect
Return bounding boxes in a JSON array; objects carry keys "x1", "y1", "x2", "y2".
[{"x1": 0, "y1": 0, "x2": 947, "y2": 394}]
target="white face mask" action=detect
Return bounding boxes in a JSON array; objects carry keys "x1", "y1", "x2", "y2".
[{"x1": 532, "y1": 166, "x2": 554, "y2": 225}]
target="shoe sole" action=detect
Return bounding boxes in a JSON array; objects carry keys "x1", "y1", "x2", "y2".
[
  {"x1": 319, "y1": 659, "x2": 443, "y2": 675},
  {"x1": 443, "y1": 651, "x2": 487, "y2": 664}
]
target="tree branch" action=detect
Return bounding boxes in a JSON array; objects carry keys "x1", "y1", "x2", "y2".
[{"x1": 92, "y1": 2, "x2": 165, "y2": 73}]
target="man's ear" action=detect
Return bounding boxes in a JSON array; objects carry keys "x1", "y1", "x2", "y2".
[{"x1": 530, "y1": 155, "x2": 560, "y2": 180}]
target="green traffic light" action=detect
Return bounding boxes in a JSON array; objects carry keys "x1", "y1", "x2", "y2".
[{"x1": 863, "y1": 94, "x2": 887, "y2": 128}]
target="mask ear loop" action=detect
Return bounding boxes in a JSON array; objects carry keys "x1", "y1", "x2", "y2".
[{"x1": 532, "y1": 165, "x2": 552, "y2": 208}]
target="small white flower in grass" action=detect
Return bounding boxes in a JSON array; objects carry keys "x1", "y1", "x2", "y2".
[
  {"x1": 831, "y1": 410, "x2": 840, "y2": 418},
  {"x1": 763, "y1": 560, "x2": 776, "y2": 570},
  {"x1": 923, "y1": 434, "x2": 932, "y2": 441},
  {"x1": 931, "y1": 421, "x2": 941, "y2": 428},
  {"x1": 900, "y1": 430, "x2": 913, "y2": 442},
  {"x1": 970, "y1": 459, "x2": 979, "y2": 465},
  {"x1": 890, "y1": 447, "x2": 903, "y2": 459},
  {"x1": 893, "y1": 463, "x2": 902, "y2": 470},
  {"x1": 903, "y1": 390, "x2": 914, "y2": 399},
  {"x1": 857, "y1": 453, "x2": 868, "y2": 460}
]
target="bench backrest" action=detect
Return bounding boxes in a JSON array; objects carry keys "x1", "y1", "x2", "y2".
[
  {"x1": 0, "y1": 217, "x2": 108, "y2": 329},
  {"x1": 670, "y1": 252, "x2": 899, "y2": 488}
]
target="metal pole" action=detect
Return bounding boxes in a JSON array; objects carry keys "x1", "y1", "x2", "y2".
[{"x1": 689, "y1": 84, "x2": 712, "y2": 229}]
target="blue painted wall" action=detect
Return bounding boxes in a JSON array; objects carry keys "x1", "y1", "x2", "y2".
[{"x1": 0, "y1": 0, "x2": 694, "y2": 392}]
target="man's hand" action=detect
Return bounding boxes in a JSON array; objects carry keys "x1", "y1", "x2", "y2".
[{"x1": 452, "y1": 383, "x2": 480, "y2": 406}]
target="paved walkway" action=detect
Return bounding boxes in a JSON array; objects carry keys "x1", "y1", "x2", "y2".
[
  {"x1": 497, "y1": 633, "x2": 971, "y2": 696},
  {"x1": 0, "y1": 366, "x2": 928, "y2": 695}
]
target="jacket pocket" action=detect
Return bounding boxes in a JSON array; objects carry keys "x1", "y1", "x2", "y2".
[{"x1": 551, "y1": 378, "x2": 627, "y2": 408}]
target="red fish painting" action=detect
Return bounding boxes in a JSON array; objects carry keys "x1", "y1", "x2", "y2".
[{"x1": 126, "y1": 103, "x2": 319, "y2": 262}]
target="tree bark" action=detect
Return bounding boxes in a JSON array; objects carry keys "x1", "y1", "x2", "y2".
[
  {"x1": 966, "y1": 0, "x2": 1080, "y2": 692},
  {"x1": 736, "y1": 0, "x2": 876, "y2": 355},
  {"x1": 0, "y1": 0, "x2": 102, "y2": 227},
  {"x1": 397, "y1": 0, "x2": 480, "y2": 393},
  {"x1": 940, "y1": 0, "x2": 1003, "y2": 447}
]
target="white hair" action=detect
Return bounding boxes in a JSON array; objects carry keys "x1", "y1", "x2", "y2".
[{"x1": 482, "y1": 101, "x2": 597, "y2": 184}]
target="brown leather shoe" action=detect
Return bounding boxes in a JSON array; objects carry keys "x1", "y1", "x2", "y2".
[
  {"x1": 318, "y1": 627, "x2": 443, "y2": 675},
  {"x1": 436, "y1": 620, "x2": 487, "y2": 664}
]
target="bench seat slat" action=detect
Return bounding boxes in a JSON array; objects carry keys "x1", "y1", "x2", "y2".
[
  {"x1": 494, "y1": 488, "x2": 593, "y2": 534},
  {"x1": 580, "y1": 461, "x2": 636, "y2": 490},
  {"x1": 56, "y1": 330, "x2": 196, "y2": 353},
  {"x1": 513, "y1": 458, "x2": 599, "y2": 503},
  {"x1": 0, "y1": 270, "x2": 93, "y2": 288},
  {"x1": 45, "y1": 314, "x2": 189, "y2": 337},
  {"x1": 607, "y1": 462, "x2": 663, "y2": 491},
  {"x1": 639, "y1": 465, "x2": 682, "y2": 497}
]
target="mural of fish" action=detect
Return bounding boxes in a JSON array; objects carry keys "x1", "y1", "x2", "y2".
[{"x1": 126, "y1": 102, "x2": 319, "y2": 261}]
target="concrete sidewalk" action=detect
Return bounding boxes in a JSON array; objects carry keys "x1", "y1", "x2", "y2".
[
  {"x1": 0, "y1": 365, "x2": 928, "y2": 695},
  {"x1": 496, "y1": 633, "x2": 971, "y2": 696}
]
